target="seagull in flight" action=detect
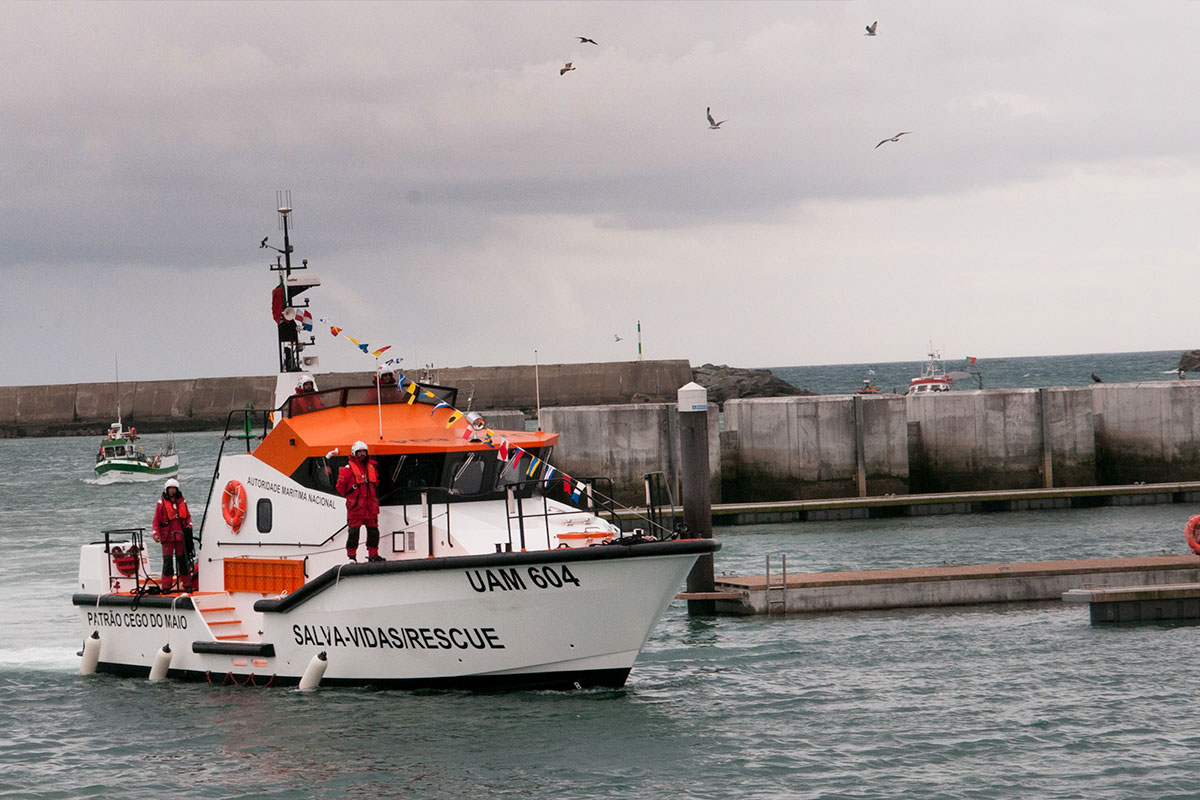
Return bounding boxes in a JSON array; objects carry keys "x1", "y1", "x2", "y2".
[
  {"x1": 707, "y1": 107, "x2": 727, "y2": 129},
  {"x1": 875, "y1": 131, "x2": 910, "y2": 148},
  {"x1": 614, "y1": 334, "x2": 623, "y2": 342},
  {"x1": 577, "y1": 37, "x2": 598, "y2": 45},
  {"x1": 560, "y1": 62, "x2": 575, "y2": 75},
  {"x1": 865, "y1": 21, "x2": 878, "y2": 36}
]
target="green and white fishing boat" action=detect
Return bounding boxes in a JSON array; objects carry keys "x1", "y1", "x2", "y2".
[{"x1": 93, "y1": 421, "x2": 179, "y2": 482}]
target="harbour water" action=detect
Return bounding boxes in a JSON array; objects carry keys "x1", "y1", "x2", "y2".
[{"x1": 3, "y1": 350, "x2": 1200, "y2": 799}]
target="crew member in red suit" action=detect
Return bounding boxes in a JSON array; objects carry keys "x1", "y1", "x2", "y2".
[
  {"x1": 152, "y1": 478, "x2": 194, "y2": 591},
  {"x1": 337, "y1": 440, "x2": 383, "y2": 562},
  {"x1": 366, "y1": 370, "x2": 398, "y2": 404},
  {"x1": 292, "y1": 375, "x2": 323, "y2": 414}
]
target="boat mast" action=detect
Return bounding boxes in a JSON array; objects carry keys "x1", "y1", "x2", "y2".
[
  {"x1": 262, "y1": 192, "x2": 317, "y2": 374},
  {"x1": 114, "y1": 355, "x2": 121, "y2": 427}
]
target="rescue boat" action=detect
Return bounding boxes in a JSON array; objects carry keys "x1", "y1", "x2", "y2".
[{"x1": 73, "y1": 204, "x2": 719, "y2": 690}]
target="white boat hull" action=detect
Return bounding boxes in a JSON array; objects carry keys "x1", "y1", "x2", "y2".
[
  {"x1": 73, "y1": 540, "x2": 714, "y2": 689},
  {"x1": 93, "y1": 454, "x2": 180, "y2": 481}
]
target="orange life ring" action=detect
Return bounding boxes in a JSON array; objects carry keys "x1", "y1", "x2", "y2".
[
  {"x1": 1186, "y1": 515, "x2": 1200, "y2": 555},
  {"x1": 222, "y1": 480, "x2": 248, "y2": 532}
]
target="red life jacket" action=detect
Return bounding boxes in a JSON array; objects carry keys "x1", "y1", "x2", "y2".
[
  {"x1": 340, "y1": 457, "x2": 380, "y2": 525},
  {"x1": 161, "y1": 497, "x2": 190, "y2": 530},
  {"x1": 348, "y1": 458, "x2": 378, "y2": 487}
]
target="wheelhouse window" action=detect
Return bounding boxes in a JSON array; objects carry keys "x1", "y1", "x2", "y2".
[
  {"x1": 288, "y1": 446, "x2": 551, "y2": 504},
  {"x1": 282, "y1": 382, "x2": 460, "y2": 418}
]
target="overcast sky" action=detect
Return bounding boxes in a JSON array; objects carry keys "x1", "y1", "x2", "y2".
[{"x1": 5, "y1": 1, "x2": 1200, "y2": 386}]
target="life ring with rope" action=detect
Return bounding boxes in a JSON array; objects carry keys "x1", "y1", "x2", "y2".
[
  {"x1": 1186, "y1": 515, "x2": 1200, "y2": 555},
  {"x1": 222, "y1": 480, "x2": 248, "y2": 532}
]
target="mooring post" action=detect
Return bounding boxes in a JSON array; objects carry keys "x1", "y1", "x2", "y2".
[{"x1": 678, "y1": 381, "x2": 715, "y2": 616}]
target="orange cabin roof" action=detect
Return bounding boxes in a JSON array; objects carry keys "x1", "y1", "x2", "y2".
[{"x1": 253, "y1": 401, "x2": 557, "y2": 476}]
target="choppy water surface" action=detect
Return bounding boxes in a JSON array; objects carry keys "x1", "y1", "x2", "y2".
[{"x1": 4, "y1": 416, "x2": 1200, "y2": 797}]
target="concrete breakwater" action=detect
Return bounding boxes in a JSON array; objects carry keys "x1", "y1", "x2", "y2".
[
  {"x1": 718, "y1": 382, "x2": 1200, "y2": 500},
  {"x1": 7, "y1": 367, "x2": 1200, "y2": 509},
  {"x1": 545, "y1": 382, "x2": 1200, "y2": 505},
  {"x1": 0, "y1": 360, "x2": 692, "y2": 437}
]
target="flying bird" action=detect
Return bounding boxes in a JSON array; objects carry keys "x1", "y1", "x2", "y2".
[
  {"x1": 865, "y1": 20, "x2": 877, "y2": 36},
  {"x1": 614, "y1": 334, "x2": 623, "y2": 342},
  {"x1": 560, "y1": 62, "x2": 575, "y2": 75},
  {"x1": 706, "y1": 107, "x2": 727, "y2": 129},
  {"x1": 875, "y1": 131, "x2": 910, "y2": 148},
  {"x1": 577, "y1": 37, "x2": 598, "y2": 45}
]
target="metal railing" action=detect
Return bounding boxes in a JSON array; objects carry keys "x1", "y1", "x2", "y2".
[
  {"x1": 96, "y1": 528, "x2": 164, "y2": 596},
  {"x1": 765, "y1": 554, "x2": 788, "y2": 616}
]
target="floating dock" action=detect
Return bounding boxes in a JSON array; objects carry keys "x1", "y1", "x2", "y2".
[
  {"x1": 1063, "y1": 583, "x2": 1200, "y2": 624},
  {"x1": 679, "y1": 555, "x2": 1200, "y2": 615}
]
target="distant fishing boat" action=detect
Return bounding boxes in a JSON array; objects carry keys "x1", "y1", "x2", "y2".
[
  {"x1": 907, "y1": 350, "x2": 954, "y2": 395},
  {"x1": 94, "y1": 422, "x2": 179, "y2": 481}
]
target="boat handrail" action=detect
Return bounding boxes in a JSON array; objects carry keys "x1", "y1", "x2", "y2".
[
  {"x1": 96, "y1": 528, "x2": 158, "y2": 595},
  {"x1": 283, "y1": 382, "x2": 460, "y2": 419}
]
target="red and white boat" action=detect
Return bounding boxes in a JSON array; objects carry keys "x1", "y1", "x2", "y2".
[
  {"x1": 73, "y1": 204, "x2": 718, "y2": 690},
  {"x1": 906, "y1": 350, "x2": 954, "y2": 395}
]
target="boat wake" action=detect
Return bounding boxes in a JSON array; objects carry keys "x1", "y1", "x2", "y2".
[
  {"x1": 86, "y1": 472, "x2": 160, "y2": 486},
  {"x1": 0, "y1": 645, "x2": 79, "y2": 673}
]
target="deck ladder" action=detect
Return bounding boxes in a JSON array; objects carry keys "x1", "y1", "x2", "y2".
[{"x1": 765, "y1": 554, "x2": 788, "y2": 616}]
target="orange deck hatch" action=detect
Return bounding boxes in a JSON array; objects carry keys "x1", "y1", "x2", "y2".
[{"x1": 223, "y1": 557, "x2": 306, "y2": 594}]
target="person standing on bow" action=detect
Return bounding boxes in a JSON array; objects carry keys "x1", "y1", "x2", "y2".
[
  {"x1": 336, "y1": 440, "x2": 383, "y2": 563},
  {"x1": 152, "y1": 478, "x2": 194, "y2": 592}
]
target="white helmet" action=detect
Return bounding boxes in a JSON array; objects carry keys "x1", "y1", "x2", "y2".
[
  {"x1": 164, "y1": 478, "x2": 180, "y2": 491},
  {"x1": 352, "y1": 440, "x2": 368, "y2": 455},
  {"x1": 296, "y1": 374, "x2": 316, "y2": 391}
]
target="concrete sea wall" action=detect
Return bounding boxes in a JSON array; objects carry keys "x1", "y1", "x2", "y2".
[
  {"x1": 542, "y1": 403, "x2": 721, "y2": 504},
  {"x1": 718, "y1": 382, "x2": 1200, "y2": 501},
  {"x1": 7, "y1": 367, "x2": 1200, "y2": 508},
  {"x1": 0, "y1": 360, "x2": 692, "y2": 437},
  {"x1": 0, "y1": 378, "x2": 279, "y2": 437}
]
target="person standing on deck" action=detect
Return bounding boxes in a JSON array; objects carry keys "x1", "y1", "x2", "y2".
[
  {"x1": 291, "y1": 375, "x2": 323, "y2": 414},
  {"x1": 152, "y1": 478, "x2": 194, "y2": 592},
  {"x1": 337, "y1": 441, "x2": 383, "y2": 562},
  {"x1": 366, "y1": 370, "x2": 397, "y2": 404}
]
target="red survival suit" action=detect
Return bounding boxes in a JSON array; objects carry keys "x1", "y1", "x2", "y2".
[
  {"x1": 152, "y1": 495, "x2": 194, "y2": 590},
  {"x1": 336, "y1": 455, "x2": 381, "y2": 560}
]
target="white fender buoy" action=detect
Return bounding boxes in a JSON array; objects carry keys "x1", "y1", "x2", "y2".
[
  {"x1": 149, "y1": 643, "x2": 172, "y2": 681},
  {"x1": 79, "y1": 631, "x2": 101, "y2": 675},
  {"x1": 298, "y1": 651, "x2": 328, "y2": 691}
]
